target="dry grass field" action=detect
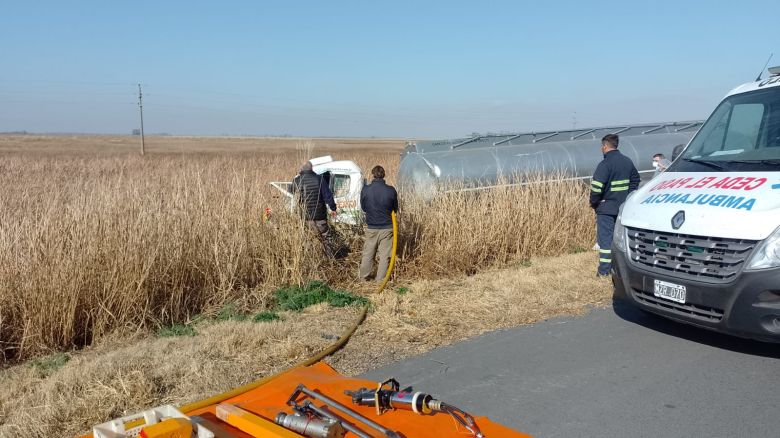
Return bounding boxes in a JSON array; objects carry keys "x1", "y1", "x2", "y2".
[
  {"x1": 0, "y1": 134, "x2": 405, "y2": 155},
  {"x1": 0, "y1": 254, "x2": 610, "y2": 437},
  {"x1": 0, "y1": 135, "x2": 403, "y2": 362},
  {"x1": 0, "y1": 134, "x2": 607, "y2": 437}
]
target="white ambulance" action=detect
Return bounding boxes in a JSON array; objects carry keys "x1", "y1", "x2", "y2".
[{"x1": 613, "y1": 66, "x2": 780, "y2": 342}]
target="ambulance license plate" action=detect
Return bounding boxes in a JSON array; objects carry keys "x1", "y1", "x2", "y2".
[{"x1": 653, "y1": 280, "x2": 686, "y2": 304}]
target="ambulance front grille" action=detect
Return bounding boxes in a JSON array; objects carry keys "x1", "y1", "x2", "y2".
[
  {"x1": 631, "y1": 289, "x2": 724, "y2": 322},
  {"x1": 625, "y1": 228, "x2": 757, "y2": 283}
]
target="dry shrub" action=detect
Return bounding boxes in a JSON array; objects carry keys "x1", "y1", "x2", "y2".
[
  {"x1": 0, "y1": 144, "x2": 594, "y2": 363},
  {"x1": 397, "y1": 176, "x2": 594, "y2": 276},
  {"x1": 0, "y1": 154, "x2": 323, "y2": 362}
]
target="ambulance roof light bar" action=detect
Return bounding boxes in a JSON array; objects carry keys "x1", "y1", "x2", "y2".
[{"x1": 769, "y1": 66, "x2": 780, "y2": 76}]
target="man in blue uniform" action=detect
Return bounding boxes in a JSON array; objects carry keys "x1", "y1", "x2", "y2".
[{"x1": 590, "y1": 134, "x2": 640, "y2": 277}]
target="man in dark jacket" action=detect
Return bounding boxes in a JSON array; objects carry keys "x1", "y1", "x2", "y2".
[
  {"x1": 291, "y1": 161, "x2": 337, "y2": 241},
  {"x1": 590, "y1": 134, "x2": 640, "y2": 277},
  {"x1": 359, "y1": 165, "x2": 398, "y2": 282}
]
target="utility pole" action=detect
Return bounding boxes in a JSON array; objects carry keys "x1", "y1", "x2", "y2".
[{"x1": 137, "y1": 83, "x2": 145, "y2": 155}]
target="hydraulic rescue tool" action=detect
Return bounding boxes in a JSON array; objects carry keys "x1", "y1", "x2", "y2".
[
  {"x1": 291, "y1": 400, "x2": 372, "y2": 438},
  {"x1": 287, "y1": 384, "x2": 401, "y2": 438},
  {"x1": 345, "y1": 378, "x2": 485, "y2": 438},
  {"x1": 274, "y1": 412, "x2": 345, "y2": 438}
]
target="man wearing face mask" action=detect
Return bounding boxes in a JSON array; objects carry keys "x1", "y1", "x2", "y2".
[
  {"x1": 652, "y1": 153, "x2": 671, "y2": 178},
  {"x1": 590, "y1": 134, "x2": 641, "y2": 277}
]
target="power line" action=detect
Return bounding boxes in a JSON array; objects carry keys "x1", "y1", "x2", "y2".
[{"x1": 137, "y1": 83, "x2": 145, "y2": 155}]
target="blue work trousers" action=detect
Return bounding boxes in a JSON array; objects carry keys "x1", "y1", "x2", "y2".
[{"x1": 596, "y1": 214, "x2": 617, "y2": 275}]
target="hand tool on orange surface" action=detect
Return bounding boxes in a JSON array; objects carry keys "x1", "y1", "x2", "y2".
[
  {"x1": 275, "y1": 412, "x2": 345, "y2": 438},
  {"x1": 287, "y1": 384, "x2": 400, "y2": 438},
  {"x1": 215, "y1": 403, "x2": 300, "y2": 438},
  {"x1": 345, "y1": 378, "x2": 485, "y2": 438},
  {"x1": 292, "y1": 399, "x2": 372, "y2": 438}
]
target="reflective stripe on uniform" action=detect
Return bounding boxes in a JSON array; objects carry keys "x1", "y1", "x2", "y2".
[
  {"x1": 599, "y1": 249, "x2": 611, "y2": 254},
  {"x1": 599, "y1": 258, "x2": 612, "y2": 263},
  {"x1": 610, "y1": 180, "x2": 629, "y2": 190},
  {"x1": 591, "y1": 180, "x2": 604, "y2": 193}
]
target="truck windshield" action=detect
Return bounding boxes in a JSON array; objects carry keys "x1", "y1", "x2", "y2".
[
  {"x1": 330, "y1": 174, "x2": 351, "y2": 197},
  {"x1": 673, "y1": 86, "x2": 780, "y2": 172}
]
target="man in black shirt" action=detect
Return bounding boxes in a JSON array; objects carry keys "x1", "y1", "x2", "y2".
[{"x1": 359, "y1": 165, "x2": 398, "y2": 282}]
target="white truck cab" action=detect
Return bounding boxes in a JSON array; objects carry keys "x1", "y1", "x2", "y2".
[
  {"x1": 612, "y1": 67, "x2": 780, "y2": 342},
  {"x1": 271, "y1": 155, "x2": 364, "y2": 225}
]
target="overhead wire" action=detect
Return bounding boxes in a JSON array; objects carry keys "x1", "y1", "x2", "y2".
[{"x1": 1, "y1": 80, "x2": 573, "y2": 127}]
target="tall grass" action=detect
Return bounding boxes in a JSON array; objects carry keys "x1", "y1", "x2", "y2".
[
  {"x1": 398, "y1": 177, "x2": 594, "y2": 275},
  {"x1": 0, "y1": 150, "x2": 594, "y2": 362}
]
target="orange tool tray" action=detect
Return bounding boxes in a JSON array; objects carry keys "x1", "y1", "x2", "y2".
[{"x1": 82, "y1": 362, "x2": 531, "y2": 438}]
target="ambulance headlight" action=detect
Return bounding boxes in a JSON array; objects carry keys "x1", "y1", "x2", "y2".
[
  {"x1": 747, "y1": 227, "x2": 780, "y2": 270},
  {"x1": 613, "y1": 215, "x2": 627, "y2": 253}
]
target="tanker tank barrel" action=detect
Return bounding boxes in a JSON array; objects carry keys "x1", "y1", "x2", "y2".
[{"x1": 398, "y1": 120, "x2": 702, "y2": 197}]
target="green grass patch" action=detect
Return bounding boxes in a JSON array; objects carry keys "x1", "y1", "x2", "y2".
[
  {"x1": 253, "y1": 311, "x2": 281, "y2": 322},
  {"x1": 395, "y1": 287, "x2": 409, "y2": 295},
  {"x1": 273, "y1": 281, "x2": 369, "y2": 312},
  {"x1": 29, "y1": 352, "x2": 70, "y2": 376},
  {"x1": 572, "y1": 246, "x2": 588, "y2": 254},
  {"x1": 155, "y1": 283, "x2": 365, "y2": 337},
  {"x1": 216, "y1": 303, "x2": 248, "y2": 322},
  {"x1": 157, "y1": 323, "x2": 197, "y2": 337},
  {"x1": 190, "y1": 313, "x2": 208, "y2": 325}
]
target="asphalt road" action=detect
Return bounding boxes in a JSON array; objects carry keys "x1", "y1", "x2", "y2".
[{"x1": 362, "y1": 302, "x2": 780, "y2": 438}]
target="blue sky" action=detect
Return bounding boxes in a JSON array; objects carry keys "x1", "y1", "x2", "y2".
[{"x1": 1, "y1": 1, "x2": 779, "y2": 138}]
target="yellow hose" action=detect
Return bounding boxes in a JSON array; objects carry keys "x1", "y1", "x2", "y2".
[
  {"x1": 179, "y1": 304, "x2": 368, "y2": 413},
  {"x1": 375, "y1": 211, "x2": 398, "y2": 293},
  {"x1": 179, "y1": 211, "x2": 398, "y2": 414}
]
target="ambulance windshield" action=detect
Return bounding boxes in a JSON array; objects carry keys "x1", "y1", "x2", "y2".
[{"x1": 675, "y1": 87, "x2": 780, "y2": 171}]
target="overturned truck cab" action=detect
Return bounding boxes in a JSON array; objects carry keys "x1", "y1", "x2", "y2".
[{"x1": 271, "y1": 155, "x2": 365, "y2": 225}]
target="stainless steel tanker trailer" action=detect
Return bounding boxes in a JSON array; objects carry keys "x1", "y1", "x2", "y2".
[{"x1": 397, "y1": 121, "x2": 703, "y2": 196}]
